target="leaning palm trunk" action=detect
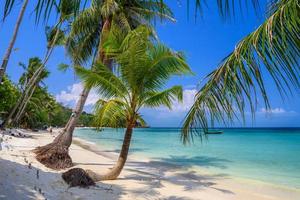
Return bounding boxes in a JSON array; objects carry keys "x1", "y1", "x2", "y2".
[
  {"x1": 34, "y1": 63, "x2": 109, "y2": 169},
  {"x1": 52, "y1": 18, "x2": 112, "y2": 147},
  {"x1": 87, "y1": 124, "x2": 134, "y2": 181},
  {"x1": 0, "y1": 0, "x2": 29, "y2": 83},
  {"x1": 13, "y1": 84, "x2": 37, "y2": 124},
  {"x1": 54, "y1": 87, "x2": 91, "y2": 146},
  {"x1": 34, "y1": 19, "x2": 112, "y2": 169}
]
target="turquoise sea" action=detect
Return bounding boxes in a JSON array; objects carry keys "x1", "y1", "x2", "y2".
[{"x1": 74, "y1": 128, "x2": 300, "y2": 189}]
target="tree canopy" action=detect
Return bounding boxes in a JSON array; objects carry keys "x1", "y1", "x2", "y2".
[{"x1": 76, "y1": 25, "x2": 192, "y2": 128}]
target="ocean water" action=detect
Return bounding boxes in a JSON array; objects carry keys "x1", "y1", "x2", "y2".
[{"x1": 74, "y1": 127, "x2": 300, "y2": 189}]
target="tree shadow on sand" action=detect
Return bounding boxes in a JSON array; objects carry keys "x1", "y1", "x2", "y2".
[
  {"x1": 120, "y1": 155, "x2": 234, "y2": 199},
  {"x1": 71, "y1": 145, "x2": 234, "y2": 199}
]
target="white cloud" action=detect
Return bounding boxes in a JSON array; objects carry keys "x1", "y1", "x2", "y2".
[
  {"x1": 56, "y1": 83, "x2": 99, "y2": 107},
  {"x1": 259, "y1": 108, "x2": 296, "y2": 114},
  {"x1": 172, "y1": 89, "x2": 198, "y2": 112}
]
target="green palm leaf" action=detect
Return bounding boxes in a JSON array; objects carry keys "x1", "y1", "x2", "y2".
[
  {"x1": 143, "y1": 85, "x2": 183, "y2": 109},
  {"x1": 66, "y1": 6, "x2": 102, "y2": 65},
  {"x1": 143, "y1": 44, "x2": 191, "y2": 90},
  {"x1": 193, "y1": 0, "x2": 260, "y2": 19},
  {"x1": 93, "y1": 98, "x2": 127, "y2": 128},
  {"x1": 75, "y1": 62, "x2": 127, "y2": 99}
]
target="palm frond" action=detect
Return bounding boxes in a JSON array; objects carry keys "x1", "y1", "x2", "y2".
[
  {"x1": 113, "y1": 25, "x2": 153, "y2": 88},
  {"x1": 182, "y1": 0, "x2": 300, "y2": 144},
  {"x1": 102, "y1": 17, "x2": 132, "y2": 57},
  {"x1": 45, "y1": 26, "x2": 66, "y2": 48},
  {"x1": 3, "y1": 0, "x2": 15, "y2": 20},
  {"x1": 193, "y1": 0, "x2": 260, "y2": 19},
  {"x1": 75, "y1": 62, "x2": 127, "y2": 99},
  {"x1": 104, "y1": 25, "x2": 191, "y2": 97},
  {"x1": 57, "y1": 63, "x2": 70, "y2": 72},
  {"x1": 143, "y1": 85, "x2": 183, "y2": 109},
  {"x1": 101, "y1": 0, "x2": 119, "y2": 18},
  {"x1": 143, "y1": 44, "x2": 191, "y2": 90},
  {"x1": 66, "y1": 6, "x2": 102, "y2": 65},
  {"x1": 136, "y1": 113, "x2": 147, "y2": 127},
  {"x1": 129, "y1": 6, "x2": 175, "y2": 23},
  {"x1": 118, "y1": 0, "x2": 174, "y2": 28},
  {"x1": 93, "y1": 98, "x2": 127, "y2": 128}
]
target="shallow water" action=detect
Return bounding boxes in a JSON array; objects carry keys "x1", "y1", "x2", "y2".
[{"x1": 74, "y1": 127, "x2": 300, "y2": 189}]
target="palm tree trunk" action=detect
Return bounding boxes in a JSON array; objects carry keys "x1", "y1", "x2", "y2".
[
  {"x1": 54, "y1": 87, "x2": 91, "y2": 147},
  {"x1": 87, "y1": 123, "x2": 134, "y2": 181},
  {"x1": 0, "y1": 0, "x2": 29, "y2": 83},
  {"x1": 14, "y1": 84, "x2": 37, "y2": 124}
]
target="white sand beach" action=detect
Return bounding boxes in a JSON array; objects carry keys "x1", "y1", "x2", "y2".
[{"x1": 0, "y1": 129, "x2": 299, "y2": 200}]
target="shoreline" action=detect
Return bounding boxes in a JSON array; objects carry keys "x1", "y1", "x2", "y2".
[
  {"x1": 0, "y1": 129, "x2": 299, "y2": 199},
  {"x1": 73, "y1": 135, "x2": 300, "y2": 192}
]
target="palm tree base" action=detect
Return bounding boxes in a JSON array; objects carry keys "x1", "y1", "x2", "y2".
[
  {"x1": 62, "y1": 168, "x2": 95, "y2": 187},
  {"x1": 34, "y1": 143, "x2": 73, "y2": 170},
  {"x1": 61, "y1": 168, "x2": 120, "y2": 185}
]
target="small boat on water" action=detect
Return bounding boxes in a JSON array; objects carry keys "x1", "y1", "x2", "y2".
[{"x1": 206, "y1": 130, "x2": 224, "y2": 134}]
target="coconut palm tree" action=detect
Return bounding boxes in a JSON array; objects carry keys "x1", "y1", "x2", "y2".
[
  {"x1": 74, "y1": 26, "x2": 191, "y2": 180},
  {"x1": 182, "y1": 0, "x2": 300, "y2": 143},
  {"x1": 34, "y1": 0, "x2": 174, "y2": 169},
  {"x1": 0, "y1": 0, "x2": 29, "y2": 83}
]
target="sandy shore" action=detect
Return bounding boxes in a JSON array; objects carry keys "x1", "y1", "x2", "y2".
[{"x1": 0, "y1": 130, "x2": 299, "y2": 200}]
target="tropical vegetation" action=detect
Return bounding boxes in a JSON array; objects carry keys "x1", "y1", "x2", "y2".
[
  {"x1": 0, "y1": 59, "x2": 94, "y2": 129},
  {"x1": 0, "y1": 77, "x2": 19, "y2": 117}
]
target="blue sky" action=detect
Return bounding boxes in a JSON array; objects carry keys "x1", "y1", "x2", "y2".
[{"x1": 1, "y1": 0, "x2": 299, "y2": 127}]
